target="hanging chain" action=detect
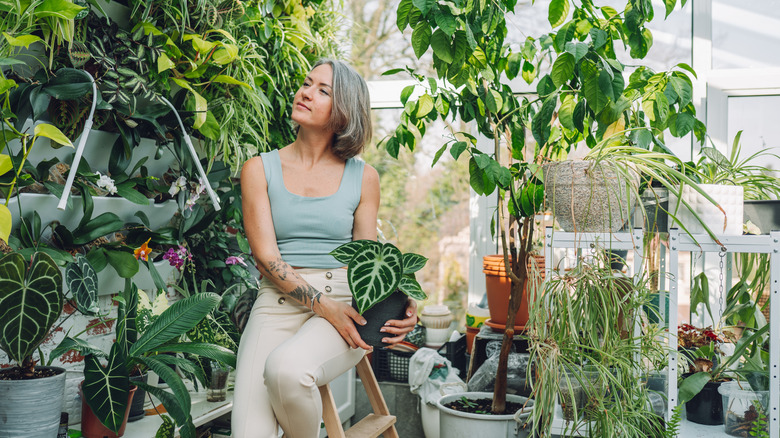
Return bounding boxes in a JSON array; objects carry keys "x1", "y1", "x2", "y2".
[{"x1": 718, "y1": 246, "x2": 727, "y2": 318}]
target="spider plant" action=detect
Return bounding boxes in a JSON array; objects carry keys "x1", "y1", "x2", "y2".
[{"x1": 526, "y1": 250, "x2": 668, "y2": 436}]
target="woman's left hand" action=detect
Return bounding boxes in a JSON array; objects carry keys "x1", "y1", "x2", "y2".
[{"x1": 380, "y1": 298, "x2": 418, "y2": 345}]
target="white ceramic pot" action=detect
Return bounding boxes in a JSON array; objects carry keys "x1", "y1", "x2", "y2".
[
  {"x1": 437, "y1": 392, "x2": 533, "y2": 438},
  {"x1": 668, "y1": 184, "x2": 743, "y2": 235},
  {"x1": 0, "y1": 367, "x2": 66, "y2": 438}
]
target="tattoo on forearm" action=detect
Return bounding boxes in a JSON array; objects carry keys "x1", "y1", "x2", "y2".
[
  {"x1": 287, "y1": 283, "x2": 319, "y2": 307},
  {"x1": 265, "y1": 256, "x2": 295, "y2": 281},
  {"x1": 260, "y1": 256, "x2": 319, "y2": 306}
]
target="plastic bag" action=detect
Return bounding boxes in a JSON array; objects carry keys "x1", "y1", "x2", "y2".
[
  {"x1": 467, "y1": 340, "x2": 531, "y2": 396},
  {"x1": 408, "y1": 348, "x2": 467, "y2": 405}
]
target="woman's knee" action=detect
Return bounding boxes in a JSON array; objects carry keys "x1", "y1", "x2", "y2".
[{"x1": 264, "y1": 347, "x2": 316, "y2": 393}]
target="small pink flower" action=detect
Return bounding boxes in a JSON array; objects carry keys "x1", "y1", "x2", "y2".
[{"x1": 226, "y1": 256, "x2": 247, "y2": 267}]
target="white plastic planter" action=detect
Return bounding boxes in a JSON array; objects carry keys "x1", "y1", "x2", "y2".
[{"x1": 668, "y1": 184, "x2": 743, "y2": 235}]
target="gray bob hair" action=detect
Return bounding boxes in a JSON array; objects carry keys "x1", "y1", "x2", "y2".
[{"x1": 311, "y1": 58, "x2": 372, "y2": 160}]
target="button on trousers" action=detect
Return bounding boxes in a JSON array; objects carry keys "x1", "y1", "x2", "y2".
[{"x1": 232, "y1": 268, "x2": 364, "y2": 438}]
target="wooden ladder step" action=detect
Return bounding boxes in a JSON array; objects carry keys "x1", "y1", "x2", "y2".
[{"x1": 344, "y1": 413, "x2": 397, "y2": 438}]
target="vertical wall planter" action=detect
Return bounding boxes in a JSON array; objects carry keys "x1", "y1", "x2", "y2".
[
  {"x1": 6, "y1": 122, "x2": 175, "y2": 180},
  {"x1": 0, "y1": 366, "x2": 66, "y2": 438}
]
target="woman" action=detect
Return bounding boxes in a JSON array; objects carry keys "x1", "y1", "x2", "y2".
[{"x1": 232, "y1": 59, "x2": 418, "y2": 438}]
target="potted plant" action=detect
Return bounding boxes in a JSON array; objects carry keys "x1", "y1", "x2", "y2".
[
  {"x1": 527, "y1": 250, "x2": 667, "y2": 436},
  {"x1": 52, "y1": 278, "x2": 236, "y2": 438},
  {"x1": 388, "y1": 0, "x2": 705, "y2": 423},
  {"x1": 0, "y1": 251, "x2": 66, "y2": 437},
  {"x1": 678, "y1": 322, "x2": 769, "y2": 426},
  {"x1": 329, "y1": 239, "x2": 428, "y2": 347}
]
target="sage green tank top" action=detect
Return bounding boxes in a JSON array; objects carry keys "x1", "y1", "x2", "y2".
[{"x1": 261, "y1": 149, "x2": 365, "y2": 268}]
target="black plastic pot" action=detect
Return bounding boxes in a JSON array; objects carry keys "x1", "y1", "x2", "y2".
[
  {"x1": 353, "y1": 290, "x2": 407, "y2": 348},
  {"x1": 683, "y1": 374, "x2": 726, "y2": 425},
  {"x1": 744, "y1": 200, "x2": 780, "y2": 234},
  {"x1": 127, "y1": 372, "x2": 148, "y2": 422}
]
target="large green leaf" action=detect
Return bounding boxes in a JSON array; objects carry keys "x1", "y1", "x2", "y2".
[
  {"x1": 82, "y1": 343, "x2": 129, "y2": 433},
  {"x1": 105, "y1": 249, "x2": 140, "y2": 280},
  {"x1": 678, "y1": 371, "x2": 711, "y2": 404},
  {"x1": 348, "y1": 242, "x2": 403, "y2": 314},
  {"x1": 402, "y1": 253, "x2": 428, "y2": 274},
  {"x1": 153, "y1": 342, "x2": 237, "y2": 369},
  {"x1": 51, "y1": 336, "x2": 107, "y2": 360},
  {"x1": 330, "y1": 240, "x2": 373, "y2": 264},
  {"x1": 0, "y1": 204, "x2": 10, "y2": 243},
  {"x1": 0, "y1": 252, "x2": 63, "y2": 364},
  {"x1": 130, "y1": 293, "x2": 220, "y2": 356},
  {"x1": 551, "y1": 52, "x2": 575, "y2": 87},
  {"x1": 398, "y1": 275, "x2": 427, "y2": 300},
  {"x1": 65, "y1": 255, "x2": 100, "y2": 315},
  {"x1": 548, "y1": 0, "x2": 570, "y2": 28}
]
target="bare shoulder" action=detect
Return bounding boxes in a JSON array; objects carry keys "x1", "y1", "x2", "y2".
[
  {"x1": 241, "y1": 156, "x2": 266, "y2": 185},
  {"x1": 361, "y1": 162, "x2": 379, "y2": 188}
]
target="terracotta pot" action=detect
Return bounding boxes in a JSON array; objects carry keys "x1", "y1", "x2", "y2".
[
  {"x1": 465, "y1": 326, "x2": 479, "y2": 355},
  {"x1": 483, "y1": 255, "x2": 545, "y2": 329},
  {"x1": 79, "y1": 383, "x2": 137, "y2": 438}
]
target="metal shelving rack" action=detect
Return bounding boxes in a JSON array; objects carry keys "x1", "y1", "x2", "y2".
[
  {"x1": 542, "y1": 227, "x2": 780, "y2": 437},
  {"x1": 665, "y1": 229, "x2": 780, "y2": 437}
]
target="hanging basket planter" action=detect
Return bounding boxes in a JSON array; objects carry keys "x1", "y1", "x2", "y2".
[{"x1": 544, "y1": 160, "x2": 639, "y2": 233}]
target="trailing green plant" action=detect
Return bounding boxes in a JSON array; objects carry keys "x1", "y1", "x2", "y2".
[
  {"x1": 527, "y1": 249, "x2": 667, "y2": 436},
  {"x1": 330, "y1": 239, "x2": 428, "y2": 314},
  {"x1": 52, "y1": 279, "x2": 236, "y2": 437}
]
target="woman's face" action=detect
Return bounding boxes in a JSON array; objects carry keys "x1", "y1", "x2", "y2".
[{"x1": 291, "y1": 63, "x2": 334, "y2": 131}]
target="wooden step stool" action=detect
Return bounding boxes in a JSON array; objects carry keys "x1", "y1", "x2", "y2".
[{"x1": 318, "y1": 355, "x2": 399, "y2": 438}]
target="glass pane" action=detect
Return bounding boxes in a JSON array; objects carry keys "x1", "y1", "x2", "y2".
[
  {"x1": 727, "y1": 95, "x2": 780, "y2": 171},
  {"x1": 713, "y1": 0, "x2": 780, "y2": 69}
]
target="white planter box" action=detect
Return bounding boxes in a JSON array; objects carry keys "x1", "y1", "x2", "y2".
[
  {"x1": 668, "y1": 184, "x2": 743, "y2": 235},
  {"x1": 7, "y1": 193, "x2": 177, "y2": 231},
  {"x1": 7, "y1": 120, "x2": 175, "y2": 179}
]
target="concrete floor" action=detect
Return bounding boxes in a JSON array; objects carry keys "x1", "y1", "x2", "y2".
[{"x1": 352, "y1": 379, "x2": 425, "y2": 438}]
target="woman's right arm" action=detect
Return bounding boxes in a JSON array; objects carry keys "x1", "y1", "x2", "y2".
[{"x1": 240, "y1": 157, "x2": 371, "y2": 350}]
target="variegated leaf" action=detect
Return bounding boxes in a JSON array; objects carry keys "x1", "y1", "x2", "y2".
[
  {"x1": 82, "y1": 343, "x2": 129, "y2": 433},
  {"x1": 330, "y1": 239, "x2": 373, "y2": 265},
  {"x1": 348, "y1": 242, "x2": 403, "y2": 314},
  {"x1": 398, "y1": 275, "x2": 427, "y2": 300},
  {"x1": 0, "y1": 252, "x2": 63, "y2": 364},
  {"x1": 402, "y1": 253, "x2": 428, "y2": 274},
  {"x1": 65, "y1": 254, "x2": 100, "y2": 315}
]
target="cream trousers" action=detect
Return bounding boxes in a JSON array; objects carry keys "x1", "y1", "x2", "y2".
[{"x1": 231, "y1": 268, "x2": 365, "y2": 438}]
